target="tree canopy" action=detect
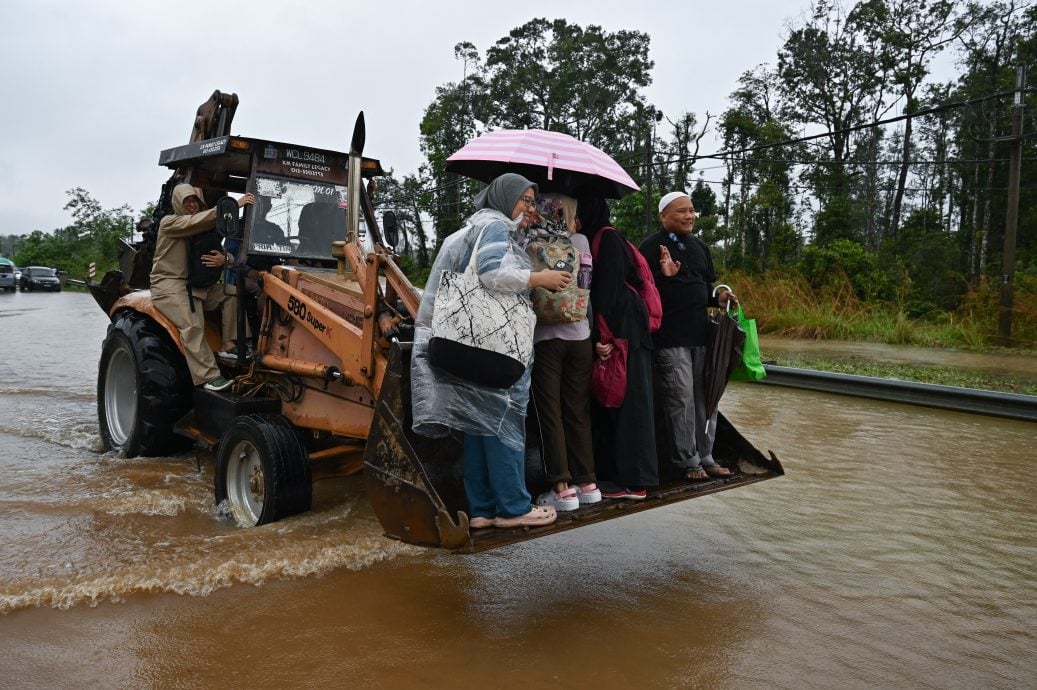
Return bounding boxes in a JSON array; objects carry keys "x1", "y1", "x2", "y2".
[
  {"x1": 10, "y1": 188, "x2": 134, "y2": 276},
  {"x1": 11, "y1": 2, "x2": 1035, "y2": 338},
  {"x1": 376, "y1": 3, "x2": 1035, "y2": 333}
]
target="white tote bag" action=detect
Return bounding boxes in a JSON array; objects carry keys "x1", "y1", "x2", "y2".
[{"x1": 428, "y1": 228, "x2": 535, "y2": 389}]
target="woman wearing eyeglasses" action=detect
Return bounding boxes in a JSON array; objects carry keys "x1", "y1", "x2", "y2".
[
  {"x1": 411, "y1": 173, "x2": 571, "y2": 529},
  {"x1": 638, "y1": 191, "x2": 737, "y2": 481}
]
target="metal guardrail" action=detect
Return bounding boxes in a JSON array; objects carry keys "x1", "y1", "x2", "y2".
[{"x1": 757, "y1": 365, "x2": 1037, "y2": 423}]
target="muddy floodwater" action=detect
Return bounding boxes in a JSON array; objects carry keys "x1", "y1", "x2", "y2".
[{"x1": 1, "y1": 291, "x2": 1035, "y2": 688}]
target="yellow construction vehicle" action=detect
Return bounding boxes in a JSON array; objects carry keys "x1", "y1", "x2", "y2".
[{"x1": 89, "y1": 91, "x2": 783, "y2": 553}]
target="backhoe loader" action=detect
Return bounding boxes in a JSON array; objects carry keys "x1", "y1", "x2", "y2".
[{"x1": 88, "y1": 91, "x2": 783, "y2": 553}]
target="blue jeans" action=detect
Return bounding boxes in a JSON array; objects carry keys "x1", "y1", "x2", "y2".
[{"x1": 463, "y1": 434, "x2": 531, "y2": 519}]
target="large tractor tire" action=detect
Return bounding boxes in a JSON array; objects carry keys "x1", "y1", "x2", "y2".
[
  {"x1": 215, "y1": 414, "x2": 312, "y2": 527},
  {"x1": 97, "y1": 310, "x2": 193, "y2": 457}
]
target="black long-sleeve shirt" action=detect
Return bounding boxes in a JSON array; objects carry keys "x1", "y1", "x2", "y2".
[
  {"x1": 638, "y1": 230, "x2": 717, "y2": 348},
  {"x1": 589, "y1": 228, "x2": 652, "y2": 349}
]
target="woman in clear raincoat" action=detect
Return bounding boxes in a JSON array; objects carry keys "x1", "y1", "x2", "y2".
[{"x1": 411, "y1": 173, "x2": 571, "y2": 529}]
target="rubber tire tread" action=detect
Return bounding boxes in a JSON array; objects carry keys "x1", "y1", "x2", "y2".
[
  {"x1": 215, "y1": 414, "x2": 312, "y2": 525},
  {"x1": 97, "y1": 310, "x2": 193, "y2": 457}
]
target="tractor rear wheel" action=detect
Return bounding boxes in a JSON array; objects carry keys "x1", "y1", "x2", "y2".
[
  {"x1": 215, "y1": 415, "x2": 312, "y2": 526},
  {"x1": 97, "y1": 310, "x2": 193, "y2": 457}
]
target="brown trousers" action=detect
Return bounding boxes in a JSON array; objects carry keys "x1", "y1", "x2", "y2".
[
  {"x1": 153, "y1": 284, "x2": 239, "y2": 385},
  {"x1": 531, "y1": 337, "x2": 596, "y2": 485}
]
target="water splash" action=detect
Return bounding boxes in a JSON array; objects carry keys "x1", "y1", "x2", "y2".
[
  {"x1": 98, "y1": 489, "x2": 188, "y2": 517},
  {"x1": 0, "y1": 506, "x2": 423, "y2": 614},
  {"x1": 0, "y1": 419, "x2": 104, "y2": 452}
]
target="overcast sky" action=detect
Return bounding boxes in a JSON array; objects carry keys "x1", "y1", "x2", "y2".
[{"x1": 1, "y1": 0, "x2": 811, "y2": 236}]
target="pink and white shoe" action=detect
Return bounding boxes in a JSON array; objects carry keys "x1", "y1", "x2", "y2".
[
  {"x1": 574, "y1": 483, "x2": 602, "y2": 504},
  {"x1": 536, "y1": 487, "x2": 580, "y2": 511}
]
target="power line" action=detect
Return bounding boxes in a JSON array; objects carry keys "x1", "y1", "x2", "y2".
[
  {"x1": 621, "y1": 87, "x2": 1026, "y2": 173},
  {"x1": 701, "y1": 87, "x2": 1024, "y2": 161},
  {"x1": 376, "y1": 177, "x2": 470, "y2": 208},
  {"x1": 685, "y1": 177, "x2": 1037, "y2": 194},
  {"x1": 381, "y1": 88, "x2": 1030, "y2": 208},
  {"x1": 643, "y1": 156, "x2": 1029, "y2": 169}
]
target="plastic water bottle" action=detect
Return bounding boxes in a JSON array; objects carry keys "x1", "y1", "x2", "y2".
[{"x1": 577, "y1": 251, "x2": 592, "y2": 289}]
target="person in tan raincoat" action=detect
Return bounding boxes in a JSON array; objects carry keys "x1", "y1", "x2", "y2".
[{"x1": 150, "y1": 183, "x2": 254, "y2": 391}]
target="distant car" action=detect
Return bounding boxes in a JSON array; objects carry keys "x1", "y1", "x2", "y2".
[
  {"x1": 14, "y1": 266, "x2": 21, "y2": 283},
  {"x1": 19, "y1": 266, "x2": 62, "y2": 292},
  {"x1": 0, "y1": 263, "x2": 14, "y2": 291}
]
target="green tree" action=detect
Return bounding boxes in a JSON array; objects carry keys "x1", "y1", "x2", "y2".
[
  {"x1": 611, "y1": 190, "x2": 657, "y2": 245},
  {"x1": 885, "y1": 208, "x2": 966, "y2": 314},
  {"x1": 419, "y1": 76, "x2": 485, "y2": 244},
  {"x1": 418, "y1": 20, "x2": 660, "y2": 246},
  {"x1": 691, "y1": 177, "x2": 718, "y2": 217},
  {"x1": 850, "y1": 0, "x2": 964, "y2": 239},
  {"x1": 778, "y1": 0, "x2": 885, "y2": 245},
  {"x1": 375, "y1": 170, "x2": 433, "y2": 272},
  {"x1": 947, "y1": 1, "x2": 1035, "y2": 282},
  {"x1": 481, "y1": 19, "x2": 654, "y2": 153},
  {"x1": 13, "y1": 188, "x2": 134, "y2": 278},
  {"x1": 720, "y1": 66, "x2": 801, "y2": 269},
  {"x1": 659, "y1": 111, "x2": 711, "y2": 193}
]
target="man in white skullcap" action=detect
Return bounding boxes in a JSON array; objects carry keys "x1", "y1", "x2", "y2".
[{"x1": 638, "y1": 191, "x2": 736, "y2": 480}]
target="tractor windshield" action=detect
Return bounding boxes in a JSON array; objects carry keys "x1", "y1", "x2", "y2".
[{"x1": 249, "y1": 176, "x2": 348, "y2": 260}]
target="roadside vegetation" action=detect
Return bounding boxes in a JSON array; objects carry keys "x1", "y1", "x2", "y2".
[
  {"x1": 727, "y1": 263, "x2": 1037, "y2": 393},
  {"x1": 1, "y1": 188, "x2": 133, "y2": 281},
  {"x1": 763, "y1": 352, "x2": 1037, "y2": 396},
  {"x1": 729, "y1": 269, "x2": 1037, "y2": 351}
]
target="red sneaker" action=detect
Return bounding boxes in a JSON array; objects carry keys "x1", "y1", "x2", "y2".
[{"x1": 601, "y1": 487, "x2": 647, "y2": 500}]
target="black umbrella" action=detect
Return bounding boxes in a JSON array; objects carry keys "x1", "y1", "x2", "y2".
[{"x1": 704, "y1": 306, "x2": 746, "y2": 418}]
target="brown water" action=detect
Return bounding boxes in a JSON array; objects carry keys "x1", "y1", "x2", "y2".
[{"x1": 1, "y1": 292, "x2": 1035, "y2": 688}]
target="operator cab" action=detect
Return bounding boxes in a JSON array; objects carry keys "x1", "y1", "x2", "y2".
[{"x1": 157, "y1": 137, "x2": 384, "y2": 265}]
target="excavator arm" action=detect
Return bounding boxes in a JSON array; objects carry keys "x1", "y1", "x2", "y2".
[{"x1": 190, "y1": 90, "x2": 239, "y2": 143}]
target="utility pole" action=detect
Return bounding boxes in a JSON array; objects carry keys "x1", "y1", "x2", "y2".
[
  {"x1": 642, "y1": 110, "x2": 664, "y2": 236},
  {"x1": 644, "y1": 123, "x2": 653, "y2": 233},
  {"x1": 999, "y1": 65, "x2": 1027, "y2": 346}
]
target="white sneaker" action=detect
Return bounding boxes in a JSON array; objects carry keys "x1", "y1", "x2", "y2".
[
  {"x1": 573, "y1": 483, "x2": 602, "y2": 504},
  {"x1": 536, "y1": 488, "x2": 579, "y2": 512}
]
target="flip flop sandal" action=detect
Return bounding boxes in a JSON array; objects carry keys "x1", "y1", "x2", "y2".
[{"x1": 704, "y1": 466, "x2": 732, "y2": 477}]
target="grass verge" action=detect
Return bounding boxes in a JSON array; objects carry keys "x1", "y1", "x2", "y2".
[{"x1": 766, "y1": 353, "x2": 1037, "y2": 396}]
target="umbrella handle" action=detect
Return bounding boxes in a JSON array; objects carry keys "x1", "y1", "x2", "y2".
[{"x1": 713, "y1": 283, "x2": 734, "y2": 314}]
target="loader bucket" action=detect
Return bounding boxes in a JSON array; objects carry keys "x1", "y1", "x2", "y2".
[
  {"x1": 364, "y1": 344, "x2": 785, "y2": 554},
  {"x1": 363, "y1": 343, "x2": 474, "y2": 551}
]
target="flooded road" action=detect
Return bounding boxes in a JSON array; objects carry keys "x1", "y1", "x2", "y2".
[{"x1": 1, "y1": 291, "x2": 1035, "y2": 688}]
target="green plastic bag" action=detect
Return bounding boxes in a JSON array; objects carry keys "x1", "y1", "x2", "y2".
[{"x1": 730, "y1": 304, "x2": 766, "y2": 381}]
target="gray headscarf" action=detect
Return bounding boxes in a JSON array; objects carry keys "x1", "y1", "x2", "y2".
[{"x1": 473, "y1": 173, "x2": 538, "y2": 216}]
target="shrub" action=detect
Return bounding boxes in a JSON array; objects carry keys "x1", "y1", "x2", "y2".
[{"x1": 797, "y1": 239, "x2": 892, "y2": 300}]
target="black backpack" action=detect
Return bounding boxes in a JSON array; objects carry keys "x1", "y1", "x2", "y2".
[{"x1": 187, "y1": 229, "x2": 225, "y2": 288}]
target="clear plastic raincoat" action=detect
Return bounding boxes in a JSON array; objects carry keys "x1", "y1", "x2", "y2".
[{"x1": 411, "y1": 208, "x2": 535, "y2": 450}]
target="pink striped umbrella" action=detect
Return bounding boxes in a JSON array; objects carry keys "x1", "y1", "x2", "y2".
[{"x1": 446, "y1": 129, "x2": 640, "y2": 199}]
